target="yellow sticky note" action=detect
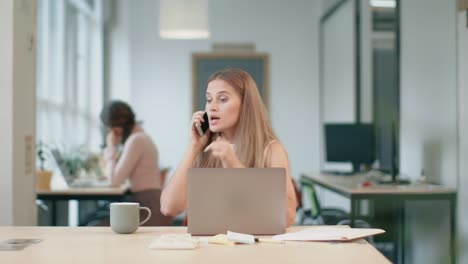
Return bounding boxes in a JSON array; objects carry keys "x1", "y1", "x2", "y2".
[{"x1": 208, "y1": 234, "x2": 235, "y2": 245}]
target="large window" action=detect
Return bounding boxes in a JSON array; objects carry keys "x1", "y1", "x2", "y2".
[{"x1": 36, "y1": 0, "x2": 104, "y2": 153}]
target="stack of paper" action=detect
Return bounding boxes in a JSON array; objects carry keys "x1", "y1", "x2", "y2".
[
  {"x1": 148, "y1": 234, "x2": 199, "y2": 250},
  {"x1": 272, "y1": 227, "x2": 385, "y2": 242}
]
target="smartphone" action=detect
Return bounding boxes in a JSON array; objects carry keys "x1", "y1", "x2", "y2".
[{"x1": 195, "y1": 112, "x2": 209, "y2": 137}]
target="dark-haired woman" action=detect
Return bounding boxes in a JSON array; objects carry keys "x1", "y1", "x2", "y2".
[{"x1": 101, "y1": 100, "x2": 171, "y2": 226}]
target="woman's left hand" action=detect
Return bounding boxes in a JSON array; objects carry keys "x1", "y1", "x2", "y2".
[{"x1": 204, "y1": 136, "x2": 243, "y2": 168}]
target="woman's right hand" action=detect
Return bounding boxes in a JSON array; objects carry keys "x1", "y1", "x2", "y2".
[
  {"x1": 190, "y1": 111, "x2": 210, "y2": 151},
  {"x1": 106, "y1": 130, "x2": 120, "y2": 147}
]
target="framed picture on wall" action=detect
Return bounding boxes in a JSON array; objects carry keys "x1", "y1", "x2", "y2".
[
  {"x1": 459, "y1": 0, "x2": 468, "y2": 10},
  {"x1": 191, "y1": 53, "x2": 269, "y2": 113},
  {"x1": 458, "y1": 0, "x2": 468, "y2": 27}
]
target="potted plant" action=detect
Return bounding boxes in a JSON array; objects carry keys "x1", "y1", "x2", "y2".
[
  {"x1": 36, "y1": 141, "x2": 53, "y2": 190},
  {"x1": 56, "y1": 144, "x2": 105, "y2": 181}
]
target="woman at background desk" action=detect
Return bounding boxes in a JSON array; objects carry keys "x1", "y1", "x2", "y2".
[
  {"x1": 101, "y1": 100, "x2": 171, "y2": 226},
  {"x1": 160, "y1": 68, "x2": 297, "y2": 227}
]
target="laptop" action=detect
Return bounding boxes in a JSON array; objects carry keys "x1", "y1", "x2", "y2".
[
  {"x1": 50, "y1": 149, "x2": 110, "y2": 188},
  {"x1": 187, "y1": 168, "x2": 286, "y2": 235}
]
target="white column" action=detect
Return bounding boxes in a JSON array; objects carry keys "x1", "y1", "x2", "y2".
[
  {"x1": 457, "y1": 8, "x2": 468, "y2": 264},
  {"x1": 0, "y1": 0, "x2": 37, "y2": 226}
]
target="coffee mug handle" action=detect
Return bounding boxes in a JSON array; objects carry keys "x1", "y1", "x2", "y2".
[{"x1": 139, "y1": 206, "x2": 152, "y2": 226}]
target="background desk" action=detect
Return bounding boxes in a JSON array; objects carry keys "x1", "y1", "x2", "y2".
[
  {"x1": 300, "y1": 172, "x2": 457, "y2": 264},
  {"x1": 0, "y1": 226, "x2": 390, "y2": 264},
  {"x1": 36, "y1": 187, "x2": 129, "y2": 226}
]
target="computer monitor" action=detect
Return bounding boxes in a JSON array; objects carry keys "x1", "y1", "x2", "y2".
[{"x1": 324, "y1": 123, "x2": 375, "y2": 173}]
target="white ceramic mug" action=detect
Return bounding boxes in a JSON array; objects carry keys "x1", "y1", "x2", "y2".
[{"x1": 110, "y1": 202, "x2": 151, "y2": 234}]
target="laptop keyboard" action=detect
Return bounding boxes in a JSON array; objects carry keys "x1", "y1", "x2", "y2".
[{"x1": 70, "y1": 179, "x2": 110, "y2": 188}]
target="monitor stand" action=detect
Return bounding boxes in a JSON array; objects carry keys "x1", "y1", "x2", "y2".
[
  {"x1": 352, "y1": 162, "x2": 360, "y2": 175},
  {"x1": 379, "y1": 119, "x2": 410, "y2": 185}
]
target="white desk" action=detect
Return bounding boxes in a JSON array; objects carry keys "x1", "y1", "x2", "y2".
[
  {"x1": 0, "y1": 226, "x2": 390, "y2": 264},
  {"x1": 36, "y1": 186, "x2": 129, "y2": 226},
  {"x1": 36, "y1": 186, "x2": 128, "y2": 197}
]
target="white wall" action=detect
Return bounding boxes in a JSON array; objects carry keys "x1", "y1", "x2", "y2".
[
  {"x1": 457, "y1": 9, "x2": 468, "y2": 264},
  {"x1": 321, "y1": 0, "x2": 372, "y2": 124},
  {"x1": 400, "y1": 0, "x2": 457, "y2": 262},
  {"x1": 0, "y1": 0, "x2": 14, "y2": 226},
  {"x1": 321, "y1": 0, "x2": 342, "y2": 13},
  {"x1": 0, "y1": 0, "x2": 37, "y2": 226},
  {"x1": 322, "y1": 0, "x2": 356, "y2": 123},
  {"x1": 360, "y1": 0, "x2": 372, "y2": 123},
  {"x1": 400, "y1": 0, "x2": 458, "y2": 187},
  {"x1": 123, "y1": 0, "x2": 320, "y2": 179},
  {"x1": 106, "y1": 0, "x2": 132, "y2": 101}
]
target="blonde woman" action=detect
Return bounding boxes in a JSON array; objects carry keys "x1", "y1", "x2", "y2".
[{"x1": 160, "y1": 68, "x2": 297, "y2": 227}]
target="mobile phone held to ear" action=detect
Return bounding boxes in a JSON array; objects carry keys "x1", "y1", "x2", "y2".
[{"x1": 195, "y1": 112, "x2": 209, "y2": 137}]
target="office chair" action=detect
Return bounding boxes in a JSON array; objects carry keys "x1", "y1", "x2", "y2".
[
  {"x1": 299, "y1": 180, "x2": 350, "y2": 225},
  {"x1": 298, "y1": 177, "x2": 374, "y2": 244}
]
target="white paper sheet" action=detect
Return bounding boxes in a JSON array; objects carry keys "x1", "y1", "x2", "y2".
[{"x1": 273, "y1": 227, "x2": 385, "y2": 241}]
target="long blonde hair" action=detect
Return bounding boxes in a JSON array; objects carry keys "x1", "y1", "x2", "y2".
[{"x1": 196, "y1": 68, "x2": 277, "y2": 168}]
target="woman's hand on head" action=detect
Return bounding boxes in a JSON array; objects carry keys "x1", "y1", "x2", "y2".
[
  {"x1": 106, "y1": 130, "x2": 121, "y2": 147},
  {"x1": 204, "y1": 136, "x2": 242, "y2": 168},
  {"x1": 190, "y1": 111, "x2": 210, "y2": 151}
]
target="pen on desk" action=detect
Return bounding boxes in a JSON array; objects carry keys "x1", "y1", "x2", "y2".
[
  {"x1": 227, "y1": 231, "x2": 284, "y2": 244},
  {"x1": 255, "y1": 238, "x2": 284, "y2": 244}
]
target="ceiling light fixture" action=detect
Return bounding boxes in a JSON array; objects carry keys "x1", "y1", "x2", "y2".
[
  {"x1": 370, "y1": 0, "x2": 396, "y2": 8},
  {"x1": 159, "y1": 0, "x2": 210, "y2": 39}
]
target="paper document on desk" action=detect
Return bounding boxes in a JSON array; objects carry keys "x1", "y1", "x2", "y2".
[
  {"x1": 148, "y1": 234, "x2": 199, "y2": 250},
  {"x1": 272, "y1": 227, "x2": 385, "y2": 242}
]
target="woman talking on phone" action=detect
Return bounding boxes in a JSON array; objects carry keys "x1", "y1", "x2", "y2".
[
  {"x1": 160, "y1": 68, "x2": 297, "y2": 227},
  {"x1": 101, "y1": 100, "x2": 171, "y2": 226}
]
